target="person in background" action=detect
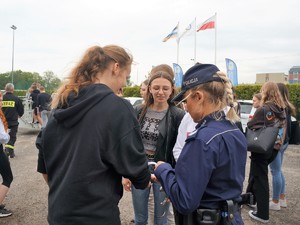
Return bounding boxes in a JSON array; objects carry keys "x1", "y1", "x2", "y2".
[
  {"x1": 269, "y1": 83, "x2": 296, "y2": 211},
  {"x1": 246, "y1": 81, "x2": 286, "y2": 223},
  {"x1": 154, "y1": 64, "x2": 247, "y2": 225},
  {"x1": 29, "y1": 83, "x2": 40, "y2": 124},
  {"x1": 231, "y1": 90, "x2": 243, "y2": 133},
  {"x1": 36, "y1": 86, "x2": 51, "y2": 128},
  {"x1": 151, "y1": 64, "x2": 175, "y2": 80},
  {"x1": 36, "y1": 45, "x2": 151, "y2": 225},
  {"x1": 2, "y1": 83, "x2": 24, "y2": 158},
  {"x1": 0, "y1": 91, "x2": 13, "y2": 217},
  {"x1": 123, "y1": 71, "x2": 185, "y2": 225},
  {"x1": 252, "y1": 92, "x2": 262, "y2": 109},
  {"x1": 140, "y1": 79, "x2": 149, "y2": 101}
]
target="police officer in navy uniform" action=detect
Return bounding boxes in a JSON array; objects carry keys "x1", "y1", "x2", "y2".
[
  {"x1": 2, "y1": 83, "x2": 24, "y2": 158},
  {"x1": 154, "y1": 64, "x2": 247, "y2": 225}
]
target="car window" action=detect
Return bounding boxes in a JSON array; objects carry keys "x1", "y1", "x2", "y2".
[
  {"x1": 133, "y1": 99, "x2": 143, "y2": 106},
  {"x1": 239, "y1": 102, "x2": 253, "y2": 114}
]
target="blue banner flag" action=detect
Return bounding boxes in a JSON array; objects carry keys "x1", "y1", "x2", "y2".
[
  {"x1": 225, "y1": 58, "x2": 238, "y2": 86},
  {"x1": 173, "y1": 63, "x2": 184, "y2": 88}
]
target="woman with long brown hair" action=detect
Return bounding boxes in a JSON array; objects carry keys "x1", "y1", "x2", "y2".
[
  {"x1": 0, "y1": 91, "x2": 13, "y2": 217},
  {"x1": 269, "y1": 83, "x2": 296, "y2": 210},
  {"x1": 36, "y1": 45, "x2": 151, "y2": 225},
  {"x1": 246, "y1": 81, "x2": 286, "y2": 223},
  {"x1": 123, "y1": 70, "x2": 185, "y2": 225}
]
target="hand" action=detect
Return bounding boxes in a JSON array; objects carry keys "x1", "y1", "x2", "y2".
[
  {"x1": 122, "y1": 178, "x2": 132, "y2": 192},
  {"x1": 154, "y1": 161, "x2": 165, "y2": 170},
  {"x1": 151, "y1": 174, "x2": 158, "y2": 183}
]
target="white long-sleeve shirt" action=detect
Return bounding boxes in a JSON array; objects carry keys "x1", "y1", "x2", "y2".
[
  {"x1": 0, "y1": 119, "x2": 10, "y2": 144},
  {"x1": 172, "y1": 113, "x2": 197, "y2": 161}
]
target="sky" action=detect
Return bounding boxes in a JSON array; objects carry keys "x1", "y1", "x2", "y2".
[{"x1": 1, "y1": 0, "x2": 300, "y2": 86}]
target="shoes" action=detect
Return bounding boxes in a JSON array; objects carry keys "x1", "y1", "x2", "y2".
[
  {"x1": 0, "y1": 207, "x2": 12, "y2": 217},
  {"x1": 5, "y1": 148, "x2": 15, "y2": 158},
  {"x1": 249, "y1": 210, "x2": 269, "y2": 223},
  {"x1": 247, "y1": 203, "x2": 256, "y2": 208},
  {"x1": 280, "y1": 198, "x2": 287, "y2": 208},
  {"x1": 269, "y1": 201, "x2": 280, "y2": 211}
]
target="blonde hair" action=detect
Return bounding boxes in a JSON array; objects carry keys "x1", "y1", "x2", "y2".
[
  {"x1": 51, "y1": 45, "x2": 133, "y2": 108},
  {"x1": 189, "y1": 71, "x2": 240, "y2": 123}
]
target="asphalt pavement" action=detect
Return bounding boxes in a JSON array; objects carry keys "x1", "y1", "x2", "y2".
[{"x1": 1, "y1": 128, "x2": 299, "y2": 225}]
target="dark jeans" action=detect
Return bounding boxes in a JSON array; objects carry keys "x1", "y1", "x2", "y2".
[{"x1": 246, "y1": 149, "x2": 278, "y2": 220}]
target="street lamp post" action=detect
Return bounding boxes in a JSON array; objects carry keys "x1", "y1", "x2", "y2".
[{"x1": 11, "y1": 25, "x2": 17, "y2": 84}]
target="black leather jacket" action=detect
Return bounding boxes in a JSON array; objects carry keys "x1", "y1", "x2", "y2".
[{"x1": 135, "y1": 104, "x2": 185, "y2": 167}]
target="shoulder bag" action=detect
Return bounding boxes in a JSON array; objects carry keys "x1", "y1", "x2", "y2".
[{"x1": 245, "y1": 107, "x2": 279, "y2": 154}]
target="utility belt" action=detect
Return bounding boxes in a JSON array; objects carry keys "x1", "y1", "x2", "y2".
[
  {"x1": 189, "y1": 200, "x2": 241, "y2": 225},
  {"x1": 191, "y1": 193, "x2": 254, "y2": 225}
]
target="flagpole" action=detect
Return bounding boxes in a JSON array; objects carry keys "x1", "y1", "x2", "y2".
[
  {"x1": 177, "y1": 22, "x2": 180, "y2": 64},
  {"x1": 177, "y1": 38, "x2": 180, "y2": 64},
  {"x1": 194, "y1": 17, "x2": 197, "y2": 63},
  {"x1": 214, "y1": 12, "x2": 217, "y2": 65}
]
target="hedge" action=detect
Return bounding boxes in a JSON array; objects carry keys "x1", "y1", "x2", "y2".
[{"x1": 13, "y1": 84, "x2": 300, "y2": 120}]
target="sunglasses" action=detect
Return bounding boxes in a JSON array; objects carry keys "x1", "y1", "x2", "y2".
[{"x1": 176, "y1": 92, "x2": 192, "y2": 106}]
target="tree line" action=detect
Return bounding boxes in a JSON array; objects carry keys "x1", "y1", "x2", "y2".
[{"x1": 0, "y1": 70, "x2": 61, "y2": 92}]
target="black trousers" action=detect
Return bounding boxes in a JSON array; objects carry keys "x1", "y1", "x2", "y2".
[
  {"x1": 0, "y1": 145, "x2": 13, "y2": 187},
  {"x1": 246, "y1": 149, "x2": 278, "y2": 220},
  {"x1": 6, "y1": 125, "x2": 18, "y2": 150}
]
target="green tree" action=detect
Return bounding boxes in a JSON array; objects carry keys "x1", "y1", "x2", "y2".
[
  {"x1": 0, "y1": 70, "x2": 61, "y2": 93},
  {"x1": 0, "y1": 70, "x2": 42, "y2": 90},
  {"x1": 41, "y1": 70, "x2": 62, "y2": 92}
]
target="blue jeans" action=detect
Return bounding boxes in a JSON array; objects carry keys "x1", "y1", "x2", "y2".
[
  {"x1": 132, "y1": 182, "x2": 170, "y2": 225},
  {"x1": 269, "y1": 142, "x2": 288, "y2": 200}
]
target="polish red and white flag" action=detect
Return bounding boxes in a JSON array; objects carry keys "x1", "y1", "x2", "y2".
[{"x1": 197, "y1": 14, "x2": 216, "y2": 32}]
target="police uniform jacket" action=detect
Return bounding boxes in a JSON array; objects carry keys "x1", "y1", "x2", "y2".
[
  {"x1": 2, "y1": 92, "x2": 24, "y2": 127},
  {"x1": 155, "y1": 112, "x2": 247, "y2": 215},
  {"x1": 36, "y1": 84, "x2": 150, "y2": 225}
]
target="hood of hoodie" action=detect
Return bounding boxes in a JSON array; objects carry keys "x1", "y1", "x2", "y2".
[
  {"x1": 265, "y1": 102, "x2": 286, "y2": 120},
  {"x1": 53, "y1": 84, "x2": 113, "y2": 128}
]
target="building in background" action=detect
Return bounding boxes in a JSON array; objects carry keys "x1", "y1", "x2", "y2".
[
  {"x1": 256, "y1": 73, "x2": 288, "y2": 84},
  {"x1": 288, "y1": 66, "x2": 300, "y2": 84}
]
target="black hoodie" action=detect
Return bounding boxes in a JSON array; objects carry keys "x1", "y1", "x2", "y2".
[{"x1": 36, "y1": 84, "x2": 150, "y2": 225}]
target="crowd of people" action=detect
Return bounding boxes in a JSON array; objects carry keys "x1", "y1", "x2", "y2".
[
  {"x1": 0, "y1": 81, "x2": 52, "y2": 217},
  {"x1": 0, "y1": 43, "x2": 297, "y2": 225}
]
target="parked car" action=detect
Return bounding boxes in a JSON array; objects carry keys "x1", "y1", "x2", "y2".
[
  {"x1": 238, "y1": 100, "x2": 256, "y2": 132},
  {"x1": 124, "y1": 97, "x2": 143, "y2": 106}
]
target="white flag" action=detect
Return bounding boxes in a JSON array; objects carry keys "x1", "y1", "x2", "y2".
[{"x1": 178, "y1": 19, "x2": 196, "y2": 40}]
